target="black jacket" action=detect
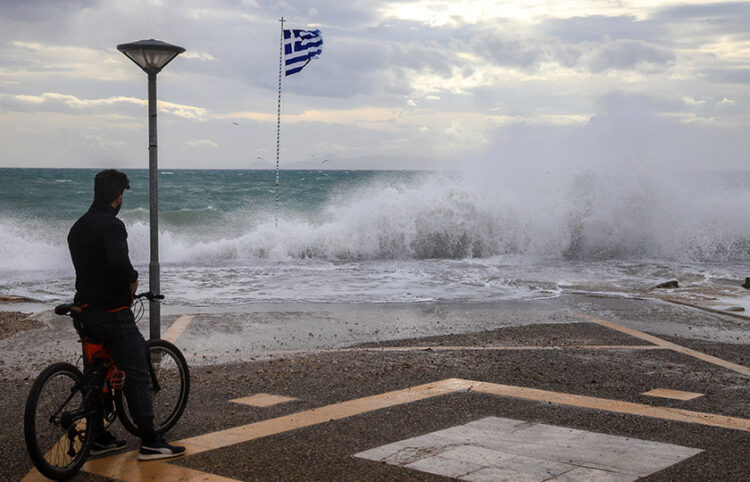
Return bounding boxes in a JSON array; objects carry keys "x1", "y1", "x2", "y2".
[{"x1": 68, "y1": 201, "x2": 138, "y2": 311}]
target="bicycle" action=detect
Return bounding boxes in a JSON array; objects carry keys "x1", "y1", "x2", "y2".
[{"x1": 23, "y1": 292, "x2": 190, "y2": 480}]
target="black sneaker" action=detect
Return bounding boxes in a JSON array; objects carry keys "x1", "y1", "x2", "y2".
[
  {"x1": 138, "y1": 437, "x2": 186, "y2": 461},
  {"x1": 89, "y1": 432, "x2": 127, "y2": 456}
]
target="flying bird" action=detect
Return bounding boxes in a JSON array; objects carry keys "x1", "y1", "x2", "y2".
[{"x1": 233, "y1": 122, "x2": 239, "y2": 126}]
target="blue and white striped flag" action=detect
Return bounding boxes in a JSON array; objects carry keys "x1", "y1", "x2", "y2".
[{"x1": 284, "y1": 28, "x2": 323, "y2": 76}]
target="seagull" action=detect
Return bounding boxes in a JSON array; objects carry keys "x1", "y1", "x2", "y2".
[{"x1": 321, "y1": 159, "x2": 329, "y2": 163}]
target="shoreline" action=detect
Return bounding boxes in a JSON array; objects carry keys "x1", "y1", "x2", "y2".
[{"x1": 2, "y1": 293, "x2": 748, "y2": 383}]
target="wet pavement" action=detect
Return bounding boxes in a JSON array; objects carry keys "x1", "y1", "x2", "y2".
[
  {"x1": 2, "y1": 294, "x2": 749, "y2": 480},
  {"x1": 2, "y1": 294, "x2": 748, "y2": 380}
]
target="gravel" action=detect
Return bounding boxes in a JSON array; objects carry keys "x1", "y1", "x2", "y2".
[{"x1": 0, "y1": 311, "x2": 43, "y2": 340}]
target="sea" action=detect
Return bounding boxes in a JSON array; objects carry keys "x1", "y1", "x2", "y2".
[{"x1": 2, "y1": 167, "x2": 750, "y2": 307}]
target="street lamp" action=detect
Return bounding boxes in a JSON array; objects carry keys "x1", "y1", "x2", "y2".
[{"x1": 117, "y1": 39, "x2": 185, "y2": 340}]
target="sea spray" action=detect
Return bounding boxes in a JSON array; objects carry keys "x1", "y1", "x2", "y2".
[
  {"x1": 4, "y1": 169, "x2": 750, "y2": 268},
  {"x1": 154, "y1": 169, "x2": 750, "y2": 263},
  {"x1": 0, "y1": 219, "x2": 70, "y2": 271},
  {"x1": 2, "y1": 167, "x2": 750, "y2": 304}
]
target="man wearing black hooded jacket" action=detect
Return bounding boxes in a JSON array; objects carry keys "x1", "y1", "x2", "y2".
[{"x1": 68, "y1": 169, "x2": 184, "y2": 460}]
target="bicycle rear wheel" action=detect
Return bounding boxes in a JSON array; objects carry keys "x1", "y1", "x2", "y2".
[
  {"x1": 116, "y1": 339, "x2": 190, "y2": 436},
  {"x1": 24, "y1": 363, "x2": 94, "y2": 480}
]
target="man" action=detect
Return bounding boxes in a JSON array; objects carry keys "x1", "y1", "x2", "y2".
[{"x1": 68, "y1": 169, "x2": 184, "y2": 460}]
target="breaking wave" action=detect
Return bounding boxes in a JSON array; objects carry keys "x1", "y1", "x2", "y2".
[
  {"x1": 145, "y1": 169, "x2": 750, "y2": 264},
  {"x1": 3, "y1": 166, "x2": 750, "y2": 273}
]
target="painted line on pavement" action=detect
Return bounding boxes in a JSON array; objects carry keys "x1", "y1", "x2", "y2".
[
  {"x1": 642, "y1": 388, "x2": 704, "y2": 401},
  {"x1": 652, "y1": 294, "x2": 750, "y2": 321},
  {"x1": 82, "y1": 379, "x2": 466, "y2": 480},
  {"x1": 182, "y1": 345, "x2": 665, "y2": 359},
  {"x1": 162, "y1": 315, "x2": 194, "y2": 344},
  {"x1": 342, "y1": 345, "x2": 663, "y2": 352},
  {"x1": 576, "y1": 312, "x2": 750, "y2": 377},
  {"x1": 231, "y1": 393, "x2": 298, "y2": 407},
  {"x1": 467, "y1": 380, "x2": 748, "y2": 430},
  {"x1": 81, "y1": 377, "x2": 750, "y2": 480}
]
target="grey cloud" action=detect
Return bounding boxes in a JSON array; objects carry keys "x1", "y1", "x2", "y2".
[
  {"x1": 286, "y1": 0, "x2": 379, "y2": 28},
  {"x1": 653, "y1": 1, "x2": 750, "y2": 25},
  {"x1": 1, "y1": 0, "x2": 748, "y2": 170},
  {"x1": 650, "y1": 2, "x2": 750, "y2": 46},
  {"x1": 0, "y1": 92, "x2": 210, "y2": 121},
  {"x1": 0, "y1": 93, "x2": 141, "y2": 117},
  {"x1": 0, "y1": 0, "x2": 100, "y2": 22},
  {"x1": 597, "y1": 91, "x2": 681, "y2": 114},
  {"x1": 541, "y1": 15, "x2": 655, "y2": 43},
  {"x1": 470, "y1": 35, "x2": 546, "y2": 69},
  {"x1": 387, "y1": 40, "x2": 458, "y2": 77},
  {"x1": 544, "y1": 4, "x2": 750, "y2": 49},
  {"x1": 220, "y1": 28, "x2": 463, "y2": 99},
  {"x1": 585, "y1": 39, "x2": 675, "y2": 72},
  {"x1": 281, "y1": 44, "x2": 410, "y2": 98},
  {"x1": 703, "y1": 68, "x2": 750, "y2": 84},
  {"x1": 468, "y1": 30, "x2": 674, "y2": 74}
]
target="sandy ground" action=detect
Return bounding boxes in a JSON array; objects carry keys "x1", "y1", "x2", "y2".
[
  {"x1": 1, "y1": 294, "x2": 749, "y2": 480},
  {"x1": 0, "y1": 310, "x2": 43, "y2": 339}
]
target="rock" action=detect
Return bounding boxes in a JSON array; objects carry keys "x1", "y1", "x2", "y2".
[
  {"x1": 652, "y1": 280, "x2": 679, "y2": 289},
  {"x1": 742, "y1": 278, "x2": 750, "y2": 289},
  {"x1": 0, "y1": 294, "x2": 38, "y2": 302}
]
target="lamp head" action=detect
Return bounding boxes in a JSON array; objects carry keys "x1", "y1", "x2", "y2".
[{"x1": 117, "y1": 39, "x2": 185, "y2": 74}]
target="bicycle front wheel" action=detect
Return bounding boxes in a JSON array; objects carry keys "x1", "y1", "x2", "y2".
[
  {"x1": 116, "y1": 339, "x2": 190, "y2": 436},
  {"x1": 24, "y1": 362, "x2": 94, "y2": 480}
]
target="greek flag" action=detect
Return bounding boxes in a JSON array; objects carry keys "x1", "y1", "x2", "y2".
[{"x1": 284, "y1": 29, "x2": 323, "y2": 76}]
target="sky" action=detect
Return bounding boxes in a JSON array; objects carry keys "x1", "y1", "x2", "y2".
[{"x1": 0, "y1": 0, "x2": 748, "y2": 170}]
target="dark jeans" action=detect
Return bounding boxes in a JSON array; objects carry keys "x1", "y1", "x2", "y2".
[{"x1": 74, "y1": 309, "x2": 155, "y2": 441}]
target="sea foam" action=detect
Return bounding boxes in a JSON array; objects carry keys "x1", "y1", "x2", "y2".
[{"x1": 2, "y1": 167, "x2": 750, "y2": 274}]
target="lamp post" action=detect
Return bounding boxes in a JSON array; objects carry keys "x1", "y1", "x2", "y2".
[{"x1": 117, "y1": 39, "x2": 185, "y2": 340}]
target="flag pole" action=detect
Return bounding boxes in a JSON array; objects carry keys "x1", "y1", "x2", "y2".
[{"x1": 275, "y1": 17, "x2": 285, "y2": 227}]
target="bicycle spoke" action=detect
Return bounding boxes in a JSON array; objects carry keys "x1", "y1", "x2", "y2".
[
  {"x1": 26, "y1": 364, "x2": 91, "y2": 478},
  {"x1": 44, "y1": 418, "x2": 86, "y2": 467},
  {"x1": 116, "y1": 339, "x2": 188, "y2": 436},
  {"x1": 150, "y1": 346, "x2": 180, "y2": 426}
]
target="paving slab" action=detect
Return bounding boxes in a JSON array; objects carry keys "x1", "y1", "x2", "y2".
[
  {"x1": 441, "y1": 446, "x2": 572, "y2": 480},
  {"x1": 550, "y1": 467, "x2": 634, "y2": 482},
  {"x1": 403, "y1": 455, "x2": 483, "y2": 479},
  {"x1": 356, "y1": 417, "x2": 703, "y2": 481}
]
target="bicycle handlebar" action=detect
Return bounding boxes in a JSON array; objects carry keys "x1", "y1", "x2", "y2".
[
  {"x1": 54, "y1": 303, "x2": 75, "y2": 316},
  {"x1": 134, "y1": 291, "x2": 164, "y2": 301},
  {"x1": 54, "y1": 292, "x2": 164, "y2": 316}
]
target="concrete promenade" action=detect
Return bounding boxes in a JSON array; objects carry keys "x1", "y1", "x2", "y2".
[{"x1": 2, "y1": 294, "x2": 749, "y2": 480}]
